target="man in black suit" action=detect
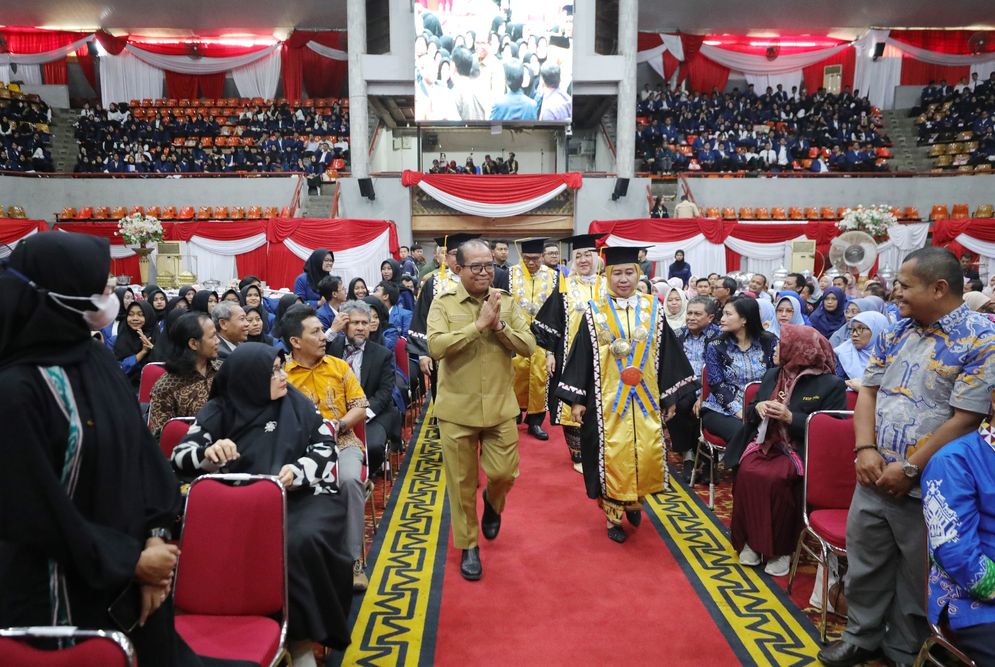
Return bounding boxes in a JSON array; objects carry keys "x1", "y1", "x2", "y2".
[
  {"x1": 212, "y1": 301, "x2": 249, "y2": 360},
  {"x1": 326, "y1": 300, "x2": 401, "y2": 473}
]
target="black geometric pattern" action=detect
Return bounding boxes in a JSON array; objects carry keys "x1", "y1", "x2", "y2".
[
  {"x1": 645, "y1": 482, "x2": 822, "y2": 666},
  {"x1": 338, "y1": 407, "x2": 447, "y2": 666}
]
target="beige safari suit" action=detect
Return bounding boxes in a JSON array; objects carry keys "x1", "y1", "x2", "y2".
[{"x1": 427, "y1": 281, "x2": 536, "y2": 548}]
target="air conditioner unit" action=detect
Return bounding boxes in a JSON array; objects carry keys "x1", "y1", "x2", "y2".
[{"x1": 790, "y1": 240, "x2": 816, "y2": 273}]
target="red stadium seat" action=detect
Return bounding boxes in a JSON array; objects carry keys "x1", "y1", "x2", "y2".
[
  {"x1": 95, "y1": 206, "x2": 111, "y2": 220},
  {"x1": 139, "y1": 362, "x2": 166, "y2": 406},
  {"x1": 0, "y1": 628, "x2": 135, "y2": 667},
  {"x1": 128, "y1": 206, "x2": 144, "y2": 216},
  {"x1": 213, "y1": 206, "x2": 229, "y2": 219},
  {"x1": 196, "y1": 207, "x2": 212, "y2": 220},
  {"x1": 754, "y1": 207, "x2": 770, "y2": 220},
  {"x1": 738, "y1": 207, "x2": 755, "y2": 220},
  {"x1": 771, "y1": 207, "x2": 787, "y2": 220},
  {"x1": 60, "y1": 207, "x2": 77, "y2": 220},
  {"x1": 804, "y1": 207, "x2": 820, "y2": 220},
  {"x1": 704, "y1": 207, "x2": 720, "y2": 219},
  {"x1": 951, "y1": 203, "x2": 970, "y2": 219},
  {"x1": 145, "y1": 206, "x2": 160, "y2": 218},
  {"x1": 160, "y1": 206, "x2": 177, "y2": 220},
  {"x1": 76, "y1": 207, "x2": 94, "y2": 220},
  {"x1": 111, "y1": 207, "x2": 127, "y2": 220},
  {"x1": 930, "y1": 204, "x2": 950, "y2": 220},
  {"x1": 159, "y1": 417, "x2": 194, "y2": 458},
  {"x1": 788, "y1": 207, "x2": 804, "y2": 220},
  {"x1": 229, "y1": 207, "x2": 245, "y2": 220},
  {"x1": 178, "y1": 206, "x2": 196, "y2": 220}
]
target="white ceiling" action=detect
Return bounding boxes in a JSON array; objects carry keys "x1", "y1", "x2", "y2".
[{"x1": 0, "y1": 0, "x2": 989, "y2": 35}]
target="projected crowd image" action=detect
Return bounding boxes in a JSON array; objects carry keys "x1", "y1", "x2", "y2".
[{"x1": 414, "y1": 0, "x2": 574, "y2": 123}]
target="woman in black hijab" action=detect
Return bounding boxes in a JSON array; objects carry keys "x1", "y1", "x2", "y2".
[
  {"x1": 220, "y1": 288, "x2": 241, "y2": 304},
  {"x1": 100, "y1": 286, "x2": 135, "y2": 350},
  {"x1": 114, "y1": 300, "x2": 158, "y2": 388},
  {"x1": 380, "y1": 258, "x2": 414, "y2": 311},
  {"x1": 146, "y1": 285, "x2": 169, "y2": 333},
  {"x1": 243, "y1": 305, "x2": 274, "y2": 345},
  {"x1": 0, "y1": 232, "x2": 203, "y2": 667},
  {"x1": 293, "y1": 248, "x2": 333, "y2": 307},
  {"x1": 347, "y1": 277, "x2": 369, "y2": 301},
  {"x1": 177, "y1": 285, "x2": 196, "y2": 304},
  {"x1": 240, "y1": 284, "x2": 274, "y2": 333},
  {"x1": 171, "y1": 343, "x2": 353, "y2": 658},
  {"x1": 362, "y1": 295, "x2": 393, "y2": 348},
  {"x1": 150, "y1": 306, "x2": 190, "y2": 363},
  {"x1": 190, "y1": 289, "x2": 218, "y2": 315}
]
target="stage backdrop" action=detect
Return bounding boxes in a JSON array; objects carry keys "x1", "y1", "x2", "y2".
[
  {"x1": 588, "y1": 219, "x2": 929, "y2": 278},
  {"x1": 49, "y1": 219, "x2": 398, "y2": 289}
]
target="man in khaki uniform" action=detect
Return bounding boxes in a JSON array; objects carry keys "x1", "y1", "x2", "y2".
[{"x1": 427, "y1": 238, "x2": 536, "y2": 581}]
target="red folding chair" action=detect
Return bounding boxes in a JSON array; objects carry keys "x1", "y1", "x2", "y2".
[
  {"x1": 139, "y1": 362, "x2": 166, "y2": 404},
  {"x1": 786, "y1": 410, "x2": 855, "y2": 642},
  {"x1": 846, "y1": 390, "x2": 859, "y2": 410},
  {"x1": 159, "y1": 417, "x2": 195, "y2": 459},
  {"x1": 0, "y1": 627, "x2": 135, "y2": 666},
  {"x1": 173, "y1": 474, "x2": 289, "y2": 666}
]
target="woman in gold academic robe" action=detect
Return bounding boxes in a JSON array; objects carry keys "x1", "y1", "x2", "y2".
[{"x1": 557, "y1": 246, "x2": 695, "y2": 543}]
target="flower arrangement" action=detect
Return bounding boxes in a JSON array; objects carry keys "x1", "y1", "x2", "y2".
[
  {"x1": 835, "y1": 205, "x2": 896, "y2": 241},
  {"x1": 116, "y1": 213, "x2": 164, "y2": 246}
]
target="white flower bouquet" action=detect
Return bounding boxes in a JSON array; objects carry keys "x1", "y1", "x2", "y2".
[
  {"x1": 116, "y1": 213, "x2": 164, "y2": 246},
  {"x1": 835, "y1": 205, "x2": 896, "y2": 241}
]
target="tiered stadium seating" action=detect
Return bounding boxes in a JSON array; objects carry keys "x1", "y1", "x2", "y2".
[
  {"x1": 0, "y1": 83, "x2": 53, "y2": 173},
  {"x1": 914, "y1": 81, "x2": 995, "y2": 171}
]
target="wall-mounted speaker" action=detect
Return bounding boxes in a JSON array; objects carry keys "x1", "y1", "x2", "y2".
[
  {"x1": 358, "y1": 177, "x2": 376, "y2": 201},
  {"x1": 872, "y1": 42, "x2": 885, "y2": 61},
  {"x1": 611, "y1": 178, "x2": 629, "y2": 201}
]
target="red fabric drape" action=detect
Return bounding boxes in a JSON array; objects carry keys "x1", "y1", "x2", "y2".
[
  {"x1": 402, "y1": 171, "x2": 583, "y2": 201},
  {"x1": 802, "y1": 46, "x2": 856, "y2": 94},
  {"x1": 0, "y1": 219, "x2": 47, "y2": 244},
  {"x1": 587, "y1": 218, "x2": 734, "y2": 244},
  {"x1": 95, "y1": 30, "x2": 128, "y2": 56},
  {"x1": 662, "y1": 51, "x2": 681, "y2": 80},
  {"x1": 164, "y1": 71, "x2": 225, "y2": 100},
  {"x1": 282, "y1": 31, "x2": 347, "y2": 101},
  {"x1": 677, "y1": 34, "x2": 705, "y2": 86},
  {"x1": 266, "y1": 218, "x2": 398, "y2": 289},
  {"x1": 637, "y1": 33, "x2": 663, "y2": 51},
  {"x1": 125, "y1": 40, "x2": 270, "y2": 58},
  {"x1": 931, "y1": 219, "x2": 995, "y2": 246},
  {"x1": 686, "y1": 54, "x2": 731, "y2": 94},
  {"x1": 76, "y1": 44, "x2": 98, "y2": 93},
  {"x1": 0, "y1": 29, "x2": 88, "y2": 85},
  {"x1": 891, "y1": 30, "x2": 995, "y2": 55},
  {"x1": 899, "y1": 56, "x2": 968, "y2": 86}
]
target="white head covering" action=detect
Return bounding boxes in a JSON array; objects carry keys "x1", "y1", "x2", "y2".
[
  {"x1": 769, "y1": 294, "x2": 806, "y2": 338},
  {"x1": 662, "y1": 285, "x2": 688, "y2": 330},
  {"x1": 757, "y1": 298, "x2": 776, "y2": 333},
  {"x1": 833, "y1": 311, "x2": 890, "y2": 380}
]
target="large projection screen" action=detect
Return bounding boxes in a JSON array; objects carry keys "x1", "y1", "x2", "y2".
[{"x1": 414, "y1": 0, "x2": 574, "y2": 124}]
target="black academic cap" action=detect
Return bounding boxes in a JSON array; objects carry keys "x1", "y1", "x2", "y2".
[
  {"x1": 601, "y1": 246, "x2": 648, "y2": 266},
  {"x1": 433, "y1": 233, "x2": 481, "y2": 251},
  {"x1": 517, "y1": 237, "x2": 548, "y2": 254},
  {"x1": 562, "y1": 233, "x2": 604, "y2": 251}
]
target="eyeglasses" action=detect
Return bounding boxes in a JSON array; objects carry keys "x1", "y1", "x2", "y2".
[
  {"x1": 850, "y1": 325, "x2": 870, "y2": 335},
  {"x1": 465, "y1": 262, "x2": 497, "y2": 275},
  {"x1": 272, "y1": 364, "x2": 287, "y2": 378}
]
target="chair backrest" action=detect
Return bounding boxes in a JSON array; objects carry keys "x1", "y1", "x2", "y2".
[
  {"x1": 160, "y1": 417, "x2": 194, "y2": 459},
  {"x1": 0, "y1": 628, "x2": 135, "y2": 667},
  {"x1": 138, "y1": 362, "x2": 166, "y2": 404},
  {"x1": 699, "y1": 365, "x2": 709, "y2": 400},
  {"x1": 743, "y1": 381, "x2": 761, "y2": 421},
  {"x1": 804, "y1": 411, "x2": 856, "y2": 512},
  {"x1": 394, "y1": 336, "x2": 409, "y2": 379},
  {"x1": 846, "y1": 390, "x2": 859, "y2": 410},
  {"x1": 175, "y1": 475, "x2": 286, "y2": 617},
  {"x1": 353, "y1": 418, "x2": 366, "y2": 446}
]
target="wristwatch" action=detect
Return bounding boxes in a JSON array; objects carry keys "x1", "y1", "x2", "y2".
[
  {"x1": 148, "y1": 527, "x2": 173, "y2": 541},
  {"x1": 496, "y1": 320, "x2": 507, "y2": 332},
  {"x1": 902, "y1": 461, "x2": 921, "y2": 479}
]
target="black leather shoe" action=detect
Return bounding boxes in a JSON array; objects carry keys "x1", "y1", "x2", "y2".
[
  {"x1": 625, "y1": 509, "x2": 642, "y2": 527},
  {"x1": 481, "y1": 490, "x2": 501, "y2": 540},
  {"x1": 527, "y1": 424, "x2": 550, "y2": 440},
  {"x1": 607, "y1": 524, "x2": 627, "y2": 543},
  {"x1": 460, "y1": 548, "x2": 482, "y2": 581},
  {"x1": 682, "y1": 460, "x2": 695, "y2": 483},
  {"x1": 515, "y1": 413, "x2": 523, "y2": 424},
  {"x1": 816, "y1": 640, "x2": 881, "y2": 666}
]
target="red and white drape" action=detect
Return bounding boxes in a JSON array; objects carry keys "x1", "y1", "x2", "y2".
[
  {"x1": 0, "y1": 219, "x2": 47, "y2": 258},
  {"x1": 401, "y1": 171, "x2": 583, "y2": 217},
  {"x1": 588, "y1": 219, "x2": 929, "y2": 278},
  {"x1": 932, "y1": 218, "x2": 995, "y2": 277},
  {"x1": 51, "y1": 219, "x2": 398, "y2": 288}
]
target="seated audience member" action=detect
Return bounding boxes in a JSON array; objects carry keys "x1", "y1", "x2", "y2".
[
  {"x1": 245, "y1": 304, "x2": 276, "y2": 345},
  {"x1": 810, "y1": 286, "x2": 848, "y2": 339},
  {"x1": 171, "y1": 343, "x2": 353, "y2": 662},
  {"x1": 729, "y1": 324, "x2": 847, "y2": 575},
  {"x1": 749, "y1": 273, "x2": 770, "y2": 300},
  {"x1": 363, "y1": 293, "x2": 401, "y2": 354},
  {"x1": 148, "y1": 312, "x2": 221, "y2": 437},
  {"x1": 964, "y1": 291, "x2": 995, "y2": 324},
  {"x1": 212, "y1": 300, "x2": 249, "y2": 360},
  {"x1": 757, "y1": 299, "x2": 776, "y2": 333},
  {"x1": 272, "y1": 293, "x2": 305, "y2": 352},
  {"x1": 663, "y1": 284, "x2": 689, "y2": 330},
  {"x1": 241, "y1": 282, "x2": 275, "y2": 331},
  {"x1": 0, "y1": 232, "x2": 196, "y2": 667},
  {"x1": 114, "y1": 300, "x2": 158, "y2": 387},
  {"x1": 316, "y1": 275, "x2": 347, "y2": 331},
  {"x1": 220, "y1": 288, "x2": 241, "y2": 304},
  {"x1": 326, "y1": 300, "x2": 402, "y2": 473},
  {"x1": 921, "y1": 386, "x2": 995, "y2": 667},
  {"x1": 695, "y1": 277, "x2": 712, "y2": 296},
  {"x1": 145, "y1": 286, "x2": 168, "y2": 334},
  {"x1": 294, "y1": 248, "x2": 335, "y2": 307},
  {"x1": 833, "y1": 311, "x2": 890, "y2": 392},
  {"x1": 829, "y1": 297, "x2": 886, "y2": 347},
  {"x1": 101, "y1": 286, "x2": 134, "y2": 350},
  {"x1": 700, "y1": 297, "x2": 777, "y2": 465},
  {"x1": 190, "y1": 289, "x2": 218, "y2": 314},
  {"x1": 670, "y1": 296, "x2": 722, "y2": 480},
  {"x1": 282, "y1": 305, "x2": 371, "y2": 592},
  {"x1": 373, "y1": 280, "x2": 411, "y2": 350},
  {"x1": 347, "y1": 277, "x2": 369, "y2": 301}
]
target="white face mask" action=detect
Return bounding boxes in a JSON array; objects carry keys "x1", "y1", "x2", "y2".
[{"x1": 48, "y1": 290, "x2": 120, "y2": 331}]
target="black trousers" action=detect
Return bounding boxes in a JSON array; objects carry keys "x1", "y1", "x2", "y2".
[
  {"x1": 700, "y1": 408, "x2": 742, "y2": 443},
  {"x1": 952, "y1": 622, "x2": 995, "y2": 667}
]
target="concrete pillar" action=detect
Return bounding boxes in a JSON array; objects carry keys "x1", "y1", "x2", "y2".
[
  {"x1": 347, "y1": 0, "x2": 370, "y2": 178},
  {"x1": 615, "y1": 0, "x2": 638, "y2": 178}
]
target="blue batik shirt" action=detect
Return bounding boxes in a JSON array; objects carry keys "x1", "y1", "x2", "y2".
[
  {"x1": 922, "y1": 422, "x2": 995, "y2": 630},
  {"x1": 863, "y1": 304, "x2": 995, "y2": 499}
]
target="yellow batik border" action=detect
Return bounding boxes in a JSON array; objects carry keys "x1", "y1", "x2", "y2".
[
  {"x1": 339, "y1": 405, "x2": 448, "y2": 667},
  {"x1": 644, "y1": 480, "x2": 823, "y2": 666}
]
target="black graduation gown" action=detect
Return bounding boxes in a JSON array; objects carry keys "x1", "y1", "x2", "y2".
[
  {"x1": 532, "y1": 290, "x2": 570, "y2": 425},
  {"x1": 556, "y1": 305, "x2": 695, "y2": 500}
]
